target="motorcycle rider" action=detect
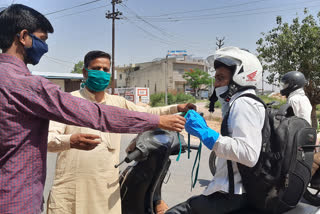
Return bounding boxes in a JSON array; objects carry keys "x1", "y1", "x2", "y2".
[
  {"x1": 280, "y1": 71, "x2": 312, "y2": 125},
  {"x1": 280, "y1": 71, "x2": 320, "y2": 177},
  {"x1": 166, "y1": 47, "x2": 265, "y2": 213}
]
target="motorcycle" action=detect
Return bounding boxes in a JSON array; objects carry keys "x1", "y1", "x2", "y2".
[{"x1": 116, "y1": 129, "x2": 320, "y2": 214}]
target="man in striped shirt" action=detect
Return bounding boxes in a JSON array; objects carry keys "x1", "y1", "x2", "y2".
[{"x1": 0, "y1": 4, "x2": 186, "y2": 214}]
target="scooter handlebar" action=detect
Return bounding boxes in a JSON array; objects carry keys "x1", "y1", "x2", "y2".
[
  {"x1": 125, "y1": 149, "x2": 143, "y2": 163},
  {"x1": 115, "y1": 149, "x2": 143, "y2": 168}
]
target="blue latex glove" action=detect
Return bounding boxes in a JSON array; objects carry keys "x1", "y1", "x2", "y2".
[{"x1": 184, "y1": 110, "x2": 220, "y2": 150}]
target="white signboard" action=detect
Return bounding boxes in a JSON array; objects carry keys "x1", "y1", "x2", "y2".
[{"x1": 109, "y1": 87, "x2": 150, "y2": 104}]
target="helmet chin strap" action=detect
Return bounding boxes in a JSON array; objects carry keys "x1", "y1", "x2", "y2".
[
  {"x1": 209, "y1": 90, "x2": 218, "y2": 113},
  {"x1": 208, "y1": 81, "x2": 256, "y2": 113},
  {"x1": 209, "y1": 82, "x2": 239, "y2": 113},
  {"x1": 220, "y1": 82, "x2": 238, "y2": 102}
]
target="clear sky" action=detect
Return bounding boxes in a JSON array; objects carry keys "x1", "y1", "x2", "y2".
[{"x1": 1, "y1": 0, "x2": 320, "y2": 83}]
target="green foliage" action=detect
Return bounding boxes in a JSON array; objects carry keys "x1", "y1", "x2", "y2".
[
  {"x1": 257, "y1": 9, "x2": 320, "y2": 127},
  {"x1": 176, "y1": 93, "x2": 196, "y2": 103},
  {"x1": 183, "y1": 68, "x2": 214, "y2": 95},
  {"x1": 71, "y1": 61, "x2": 84, "y2": 74},
  {"x1": 258, "y1": 95, "x2": 286, "y2": 109},
  {"x1": 150, "y1": 93, "x2": 196, "y2": 107},
  {"x1": 150, "y1": 93, "x2": 165, "y2": 107}
]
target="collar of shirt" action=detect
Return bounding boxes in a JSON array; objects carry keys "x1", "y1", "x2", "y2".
[
  {"x1": 288, "y1": 88, "x2": 305, "y2": 99},
  {"x1": 229, "y1": 88, "x2": 256, "y2": 105},
  {"x1": 80, "y1": 87, "x2": 107, "y2": 103},
  {"x1": 0, "y1": 53, "x2": 30, "y2": 75}
]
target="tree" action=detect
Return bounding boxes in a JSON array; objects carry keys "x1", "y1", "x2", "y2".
[
  {"x1": 183, "y1": 68, "x2": 213, "y2": 97},
  {"x1": 256, "y1": 9, "x2": 320, "y2": 128},
  {"x1": 71, "y1": 61, "x2": 84, "y2": 74}
]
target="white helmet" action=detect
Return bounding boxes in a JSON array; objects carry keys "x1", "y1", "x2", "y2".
[{"x1": 213, "y1": 46, "x2": 262, "y2": 88}]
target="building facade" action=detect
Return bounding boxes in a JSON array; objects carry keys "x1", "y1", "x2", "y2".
[
  {"x1": 116, "y1": 57, "x2": 206, "y2": 95},
  {"x1": 31, "y1": 71, "x2": 84, "y2": 92}
]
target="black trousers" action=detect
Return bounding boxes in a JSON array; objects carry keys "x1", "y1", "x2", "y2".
[{"x1": 165, "y1": 192, "x2": 250, "y2": 214}]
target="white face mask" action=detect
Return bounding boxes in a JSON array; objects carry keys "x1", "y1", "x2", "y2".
[
  {"x1": 215, "y1": 86, "x2": 229, "y2": 118},
  {"x1": 215, "y1": 86, "x2": 228, "y2": 99}
]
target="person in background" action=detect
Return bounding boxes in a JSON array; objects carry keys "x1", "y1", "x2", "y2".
[
  {"x1": 280, "y1": 71, "x2": 319, "y2": 176},
  {"x1": 280, "y1": 70, "x2": 312, "y2": 125},
  {"x1": 47, "y1": 50, "x2": 196, "y2": 214}
]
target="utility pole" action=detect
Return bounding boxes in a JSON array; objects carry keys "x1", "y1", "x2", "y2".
[
  {"x1": 165, "y1": 55, "x2": 168, "y2": 105},
  {"x1": 216, "y1": 37, "x2": 225, "y2": 50},
  {"x1": 106, "y1": 0, "x2": 122, "y2": 94},
  {"x1": 262, "y1": 71, "x2": 264, "y2": 95}
]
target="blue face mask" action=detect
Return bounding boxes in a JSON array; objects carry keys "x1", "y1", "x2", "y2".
[
  {"x1": 25, "y1": 34, "x2": 48, "y2": 65},
  {"x1": 82, "y1": 69, "x2": 111, "y2": 92}
]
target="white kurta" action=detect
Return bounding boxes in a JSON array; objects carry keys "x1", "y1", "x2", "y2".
[{"x1": 47, "y1": 88, "x2": 178, "y2": 214}]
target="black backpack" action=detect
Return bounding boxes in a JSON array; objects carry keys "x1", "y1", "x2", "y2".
[{"x1": 221, "y1": 93, "x2": 317, "y2": 214}]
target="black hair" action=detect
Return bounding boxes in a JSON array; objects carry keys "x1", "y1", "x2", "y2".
[
  {"x1": 0, "y1": 4, "x2": 54, "y2": 51},
  {"x1": 84, "y1": 51, "x2": 111, "y2": 68}
]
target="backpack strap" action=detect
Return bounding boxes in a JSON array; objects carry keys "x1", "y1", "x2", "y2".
[
  {"x1": 222, "y1": 93, "x2": 266, "y2": 194},
  {"x1": 227, "y1": 160, "x2": 235, "y2": 194}
]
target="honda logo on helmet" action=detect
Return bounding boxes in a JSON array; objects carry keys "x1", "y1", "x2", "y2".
[{"x1": 246, "y1": 70, "x2": 257, "y2": 81}]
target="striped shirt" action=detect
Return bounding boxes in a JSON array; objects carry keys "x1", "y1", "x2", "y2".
[{"x1": 0, "y1": 53, "x2": 159, "y2": 214}]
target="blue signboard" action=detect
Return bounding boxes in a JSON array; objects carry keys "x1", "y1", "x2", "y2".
[{"x1": 167, "y1": 50, "x2": 187, "y2": 56}]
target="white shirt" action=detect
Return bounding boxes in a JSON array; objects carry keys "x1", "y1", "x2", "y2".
[
  {"x1": 288, "y1": 88, "x2": 312, "y2": 125},
  {"x1": 203, "y1": 89, "x2": 265, "y2": 196}
]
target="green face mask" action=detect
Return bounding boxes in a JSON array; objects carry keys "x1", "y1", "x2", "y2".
[{"x1": 82, "y1": 69, "x2": 111, "y2": 92}]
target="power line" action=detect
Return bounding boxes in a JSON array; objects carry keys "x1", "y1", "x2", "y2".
[
  {"x1": 123, "y1": 15, "x2": 209, "y2": 53},
  {"x1": 127, "y1": 1, "x2": 320, "y2": 23},
  {"x1": 44, "y1": 55, "x2": 76, "y2": 64},
  {"x1": 120, "y1": 3, "x2": 173, "y2": 38},
  {"x1": 45, "y1": 0, "x2": 104, "y2": 16},
  {"x1": 120, "y1": 4, "x2": 206, "y2": 51},
  {"x1": 129, "y1": 0, "x2": 267, "y2": 18},
  {"x1": 179, "y1": 4, "x2": 320, "y2": 22},
  {"x1": 43, "y1": 57, "x2": 75, "y2": 68},
  {"x1": 172, "y1": 0, "x2": 320, "y2": 20},
  {"x1": 50, "y1": 4, "x2": 110, "y2": 20},
  {"x1": 122, "y1": 15, "x2": 172, "y2": 46},
  {"x1": 126, "y1": 0, "x2": 320, "y2": 22}
]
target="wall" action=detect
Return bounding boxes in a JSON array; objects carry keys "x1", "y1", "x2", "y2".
[
  {"x1": 117, "y1": 58, "x2": 205, "y2": 95},
  {"x1": 47, "y1": 79, "x2": 82, "y2": 92},
  {"x1": 65, "y1": 79, "x2": 82, "y2": 92},
  {"x1": 50, "y1": 79, "x2": 65, "y2": 91}
]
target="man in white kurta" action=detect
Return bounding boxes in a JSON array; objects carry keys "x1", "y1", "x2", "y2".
[{"x1": 47, "y1": 50, "x2": 194, "y2": 214}]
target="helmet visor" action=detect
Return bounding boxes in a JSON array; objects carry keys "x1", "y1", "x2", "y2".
[
  {"x1": 214, "y1": 57, "x2": 241, "y2": 69},
  {"x1": 280, "y1": 82, "x2": 289, "y2": 90}
]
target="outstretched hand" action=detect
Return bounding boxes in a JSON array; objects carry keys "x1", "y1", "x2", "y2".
[
  {"x1": 177, "y1": 103, "x2": 197, "y2": 112},
  {"x1": 70, "y1": 133, "x2": 101, "y2": 150},
  {"x1": 158, "y1": 115, "x2": 186, "y2": 132}
]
